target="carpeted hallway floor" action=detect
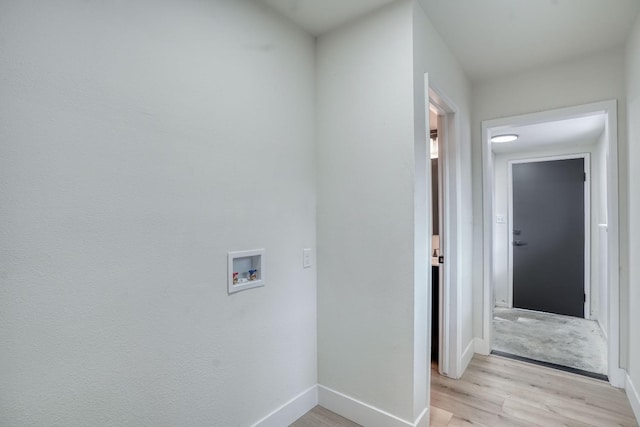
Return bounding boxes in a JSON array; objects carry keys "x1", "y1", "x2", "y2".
[{"x1": 492, "y1": 307, "x2": 607, "y2": 375}]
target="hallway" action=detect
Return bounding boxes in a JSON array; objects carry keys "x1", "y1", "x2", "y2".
[
  {"x1": 430, "y1": 355, "x2": 636, "y2": 426},
  {"x1": 292, "y1": 355, "x2": 636, "y2": 426},
  {"x1": 2, "y1": 1, "x2": 640, "y2": 426}
]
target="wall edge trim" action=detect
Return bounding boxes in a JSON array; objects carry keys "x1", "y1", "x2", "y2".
[
  {"x1": 318, "y1": 384, "x2": 426, "y2": 427},
  {"x1": 461, "y1": 339, "x2": 475, "y2": 375},
  {"x1": 414, "y1": 406, "x2": 429, "y2": 427},
  {"x1": 626, "y1": 373, "x2": 640, "y2": 424},
  {"x1": 250, "y1": 384, "x2": 318, "y2": 427},
  {"x1": 474, "y1": 337, "x2": 490, "y2": 355},
  {"x1": 597, "y1": 318, "x2": 608, "y2": 340}
]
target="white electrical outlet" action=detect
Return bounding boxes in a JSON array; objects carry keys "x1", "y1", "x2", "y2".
[
  {"x1": 303, "y1": 248, "x2": 312, "y2": 268},
  {"x1": 496, "y1": 214, "x2": 506, "y2": 224}
]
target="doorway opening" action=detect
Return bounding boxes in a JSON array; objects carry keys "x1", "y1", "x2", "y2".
[
  {"x1": 427, "y1": 83, "x2": 464, "y2": 380},
  {"x1": 481, "y1": 101, "x2": 624, "y2": 387},
  {"x1": 495, "y1": 152, "x2": 607, "y2": 379},
  {"x1": 429, "y1": 104, "x2": 444, "y2": 371}
]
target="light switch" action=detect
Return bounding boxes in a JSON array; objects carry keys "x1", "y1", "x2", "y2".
[
  {"x1": 496, "y1": 214, "x2": 506, "y2": 224},
  {"x1": 303, "y1": 248, "x2": 312, "y2": 268}
]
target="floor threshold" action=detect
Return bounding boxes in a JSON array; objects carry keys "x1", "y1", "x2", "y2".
[{"x1": 490, "y1": 350, "x2": 609, "y2": 382}]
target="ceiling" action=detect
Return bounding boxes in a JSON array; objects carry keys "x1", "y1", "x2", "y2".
[
  {"x1": 490, "y1": 114, "x2": 605, "y2": 155},
  {"x1": 262, "y1": 0, "x2": 396, "y2": 36},
  {"x1": 262, "y1": 0, "x2": 640, "y2": 81},
  {"x1": 419, "y1": 0, "x2": 640, "y2": 81}
]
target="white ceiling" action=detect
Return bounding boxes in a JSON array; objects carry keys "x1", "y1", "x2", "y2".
[
  {"x1": 262, "y1": 0, "x2": 396, "y2": 36},
  {"x1": 262, "y1": 0, "x2": 640, "y2": 81},
  {"x1": 490, "y1": 114, "x2": 605, "y2": 155},
  {"x1": 419, "y1": 0, "x2": 640, "y2": 81}
]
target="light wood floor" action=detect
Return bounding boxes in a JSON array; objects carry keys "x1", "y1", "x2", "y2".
[
  {"x1": 291, "y1": 354, "x2": 638, "y2": 427},
  {"x1": 290, "y1": 405, "x2": 360, "y2": 427},
  {"x1": 431, "y1": 354, "x2": 637, "y2": 426}
]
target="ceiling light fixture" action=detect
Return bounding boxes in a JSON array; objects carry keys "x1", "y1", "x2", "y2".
[{"x1": 491, "y1": 134, "x2": 519, "y2": 143}]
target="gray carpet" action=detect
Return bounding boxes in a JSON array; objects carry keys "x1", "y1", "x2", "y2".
[{"x1": 492, "y1": 307, "x2": 607, "y2": 375}]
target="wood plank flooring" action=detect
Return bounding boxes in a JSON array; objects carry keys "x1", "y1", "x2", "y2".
[
  {"x1": 291, "y1": 355, "x2": 638, "y2": 427},
  {"x1": 431, "y1": 355, "x2": 637, "y2": 426},
  {"x1": 290, "y1": 405, "x2": 360, "y2": 427}
]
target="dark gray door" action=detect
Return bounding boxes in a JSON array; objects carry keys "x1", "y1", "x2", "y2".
[{"x1": 512, "y1": 158, "x2": 585, "y2": 318}]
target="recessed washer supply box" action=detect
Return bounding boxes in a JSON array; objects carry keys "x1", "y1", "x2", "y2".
[{"x1": 228, "y1": 249, "x2": 265, "y2": 294}]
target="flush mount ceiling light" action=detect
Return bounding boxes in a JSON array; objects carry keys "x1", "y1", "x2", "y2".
[{"x1": 491, "y1": 134, "x2": 519, "y2": 143}]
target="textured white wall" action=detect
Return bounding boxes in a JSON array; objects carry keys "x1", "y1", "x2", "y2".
[
  {"x1": 315, "y1": 2, "x2": 473, "y2": 421},
  {"x1": 413, "y1": 0, "x2": 473, "y2": 379},
  {"x1": 471, "y1": 49, "x2": 628, "y2": 366},
  {"x1": 316, "y1": 1, "x2": 417, "y2": 421},
  {"x1": 0, "y1": 1, "x2": 317, "y2": 425},
  {"x1": 625, "y1": 12, "x2": 640, "y2": 401}
]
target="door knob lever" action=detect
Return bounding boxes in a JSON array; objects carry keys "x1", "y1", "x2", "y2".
[{"x1": 513, "y1": 240, "x2": 528, "y2": 246}]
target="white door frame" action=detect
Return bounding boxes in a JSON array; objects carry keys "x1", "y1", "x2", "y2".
[
  {"x1": 480, "y1": 100, "x2": 624, "y2": 388},
  {"x1": 428, "y1": 82, "x2": 464, "y2": 379},
  {"x1": 507, "y1": 154, "x2": 591, "y2": 319}
]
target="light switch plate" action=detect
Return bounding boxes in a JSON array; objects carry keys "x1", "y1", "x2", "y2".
[{"x1": 303, "y1": 248, "x2": 312, "y2": 268}]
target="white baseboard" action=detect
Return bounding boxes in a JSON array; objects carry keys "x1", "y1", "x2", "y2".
[
  {"x1": 596, "y1": 318, "x2": 608, "y2": 340},
  {"x1": 251, "y1": 385, "x2": 318, "y2": 427},
  {"x1": 318, "y1": 385, "x2": 427, "y2": 427},
  {"x1": 461, "y1": 339, "x2": 474, "y2": 374},
  {"x1": 414, "y1": 407, "x2": 429, "y2": 427},
  {"x1": 626, "y1": 374, "x2": 640, "y2": 424},
  {"x1": 609, "y1": 366, "x2": 626, "y2": 389},
  {"x1": 474, "y1": 337, "x2": 490, "y2": 356}
]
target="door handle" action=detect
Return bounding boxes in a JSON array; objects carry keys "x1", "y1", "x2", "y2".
[{"x1": 513, "y1": 240, "x2": 528, "y2": 246}]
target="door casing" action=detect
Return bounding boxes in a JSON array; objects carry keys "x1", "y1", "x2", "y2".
[
  {"x1": 480, "y1": 100, "x2": 624, "y2": 388},
  {"x1": 428, "y1": 81, "x2": 464, "y2": 379}
]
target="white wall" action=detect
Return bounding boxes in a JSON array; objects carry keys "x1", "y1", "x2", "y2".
[
  {"x1": 471, "y1": 48, "x2": 629, "y2": 366},
  {"x1": 316, "y1": 1, "x2": 418, "y2": 421},
  {"x1": 624, "y1": 12, "x2": 640, "y2": 412},
  {"x1": 0, "y1": 1, "x2": 317, "y2": 425},
  {"x1": 492, "y1": 141, "x2": 605, "y2": 325},
  {"x1": 413, "y1": 0, "x2": 474, "y2": 378},
  {"x1": 316, "y1": 2, "x2": 473, "y2": 422}
]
